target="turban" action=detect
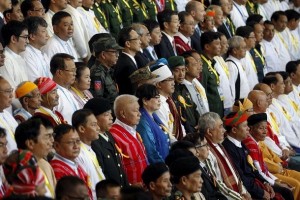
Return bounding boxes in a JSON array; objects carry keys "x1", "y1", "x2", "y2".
[
  {"x1": 15, "y1": 81, "x2": 38, "y2": 98},
  {"x1": 224, "y1": 111, "x2": 249, "y2": 127},
  {"x1": 232, "y1": 98, "x2": 253, "y2": 112},
  {"x1": 36, "y1": 77, "x2": 57, "y2": 95},
  {"x1": 142, "y1": 162, "x2": 169, "y2": 186},
  {"x1": 3, "y1": 149, "x2": 45, "y2": 196}
]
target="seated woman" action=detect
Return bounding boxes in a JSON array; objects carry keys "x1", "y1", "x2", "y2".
[
  {"x1": 136, "y1": 84, "x2": 170, "y2": 164},
  {"x1": 70, "y1": 62, "x2": 93, "y2": 108}
]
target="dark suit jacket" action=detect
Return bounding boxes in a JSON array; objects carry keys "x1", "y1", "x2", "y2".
[
  {"x1": 134, "y1": 51, "x2": 150, "y2": 68},
  {"x1": 200, "y1": 166, "x2": 227, "y2": 200},
  {"x1": 154, "y1": 32, "x2": 175, "y2": 59},
  {"x1": 142, "y1": 48, "x2": 155, "y2": 61},
  {"x1": 0, "y1": 16, "x2": 5, "y2": 46},
  {"x1": 191, "y1": 28, "x2": 202, "y2": 53},
  {"x1": 114, "y1": 52, "x2": 138, "y2": 95},
  {"x1": 91, "y1": 132, "x2": 128, "y2": 186},
  {"x1": 217, "y1": 23, "x2": 232, "y2": 39},
  {"x1": 222, "y1": 137, "x2": 265, "y2": 199}
]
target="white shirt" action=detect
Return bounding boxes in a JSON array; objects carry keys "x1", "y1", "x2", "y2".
[
  {"x1": 44, "y1": 10, "x2": 55, "y2": 37},
  {"x1": 230, "y1": 2, "x2": 248, "y2": 28},
  {"x1": 261, "y1": 39, "x2": 284, "y2": 72},
  {"x1": 257, "y1": 4, "x2": 268, "y2": 20},
  {"x1": 0, "y1": 47, "x2": 28, "y2": 88},
  {"x1": 42, "y1": 35, "x2": 79, "y2": 61},
  {"x1": 175, "y1": 0, "x2": 190, "y2": 12},
  {"x1": 77, "y1": 142, "x2": 105, "y2": 200},
  {"x1": 286, "y1": 28, "x2": 300, "y2": 60},
  {"x1": 272, "y1": 32, "x2": 291, "y2": 70},
  {"x1": 226, "y1": 55, "x2": 251, "y2": 100},
  {"x1": 20, "y1": 44, "x2": 52, "y2": 81},
  {"x1": 114, "y1": 118, "x2": 137, "y2": 138},
  {"x1": 64, "y1": 5, "x2": 90, "y2": 58},
  {"x1": 54, "y1": 85, "x2": 80, "y2": 124},
  {"x1": 53, "y1": 154, "x2": 79, "y2": 174},
  {"x1": 240, "y1": 51, "x2": 259, "y2": 90},
  {"x1": 0, "y1": 110, "x2": 18, "y2": 153},
  {"x1": 262, "y1": 0, "x2": 282, "y2": 20},
  {"x1": 146, "y1": 45, "x2": 158, "y2": 60},
  {"x1": 77, "y1": 7, "x2": 106, "y2": 39},
  {"x1": 289, "y1": 84, "x2": 300, "y2": 107}
]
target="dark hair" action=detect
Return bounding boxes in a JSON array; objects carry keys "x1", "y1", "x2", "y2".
[
  {"x1": 0, "y1": 127, "x2": 6, "y2": 138},
  {"x1": 143, "y1": 19, "x2": 160, "y2": 33},
  {"x1": 235, "y1": 26, "x2": 254, "y2": 38},
  {"x1": 30, "y1": 116, "x2": 54, "y2": 129},
  {"x1": 72, "y1": 109, "x2": 94, "y2": 129},
  {"x1": 75, "y1": 62, "x2": 88, "y2": 80},
  {"x1": 1, "y1": 20, "x2": 28, "y2": 46},
  {"x1": 21, "y1": 0, "x2": 39, "y2": 18},
  {"x1": 50, "y1": 53, "x2": 74, "y2": 75},
  {"x1": 4, "y1": 0, "x2": 20, "y2": 17},
  {"x1": 23, "y1": 16, "x2": 47, "y2": 35},
  {"x1": 211, "y1": 0, "x2": 221, "y2": 6},
  {"x1": 246, "y1": 14, "x2": 263, "y2": 25},
  {"x1": 200, "y1": 31, "x2": 220, "y2": 50},
  {"x1": 285, "y1": 9, "x2": 300, "y2": 21},
  {"x1": 52, "y1": 11, "x2": 71, "y2": 26},
  {"x1": 96, "y1": 179, "x2": 121, "y2": 199},
  {"x1": 181, "y1": 53, "x2": 194, "y2": 66},
  {"x1": 170, "y1": 140, "x2": 195, "y2": 152},
  {"x1": 41, "y1": 0, "x2": 50, "y2": 11},
  {"x1": 15, "y1": 118, "x2": 45, "y2": 149},
  {"x1": 118, "y1": 26, "x2": 135, "y2": 47},
  {"x1": 178, "y1": 11, "x2": 191, "y2": 24},
  {"x1": 278, "y1": 71, "x2": 289, "y2": 81},
  {"x1": 183, "y1": 132, "x2": 205, "y2": 145},
  {"x1": 135, "y1": 84, "x2": 159, "y2": 107},
  {"x1": 53, "y1": 124, "x2": 75, "y2": 142},
  {"x1": 286, "y1": 60, "x2": 300, "y2": 75},
  {"x1": 55, "y1": 176, "x2": 86, "y2": 200},
  {"x1": 271, "y1": 11, "x2": 286, "y2": 22},
  {"x1": 3, "y1": 195, "x2": 53, "y2": 200},
  {"x1": 157, "y1": 9, "x2": 178, "y2": 30},
  {"x1": 262, "y1": 75, "x2": 278, "y2": 86},
  {"x1": 264, "y1": 20, "x2": 274, "y2": 26},
  {"x1": 120, "y1": 186, "x2": 151, "y2": 200}
]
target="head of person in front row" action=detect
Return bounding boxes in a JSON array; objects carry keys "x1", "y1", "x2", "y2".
[
  {"x1": 96, "y1": 179, "x2": 121, "y2": 200},
  {"x1": 55, "y1": 176, "x2": 89, "y2": 200},
  {"x1": 142, "y1": 162, "x2": 172, "y2": 200},
  {"x1": 3, "y1": 149, "x2": 46, "y2": 197}
]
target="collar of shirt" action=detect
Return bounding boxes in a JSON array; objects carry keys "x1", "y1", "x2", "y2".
[
  {"x1": 146, "y1": 45, "x2": 155, "y2": 53},
  {"x1": 0, "y1": 12, "x2": 3, "y2": 19},
  {"x1": 199, "y1": 161, "x2": 206, "y2": 168},
  {"x1": 182, "y1": 79, "x2": 193, "y2": 85},
  {"x1": 54, "y1": 34, "x2": 69, "y2": 43},
  {"x1": 54, "y1": 153, "x2": 78, "y2": 168},
  {"x1": 114, "y1": 118, "x2": 137, "y2": 138},
  {"x1": 46, "y1": 9, "x2": 55, "y2": 17},
  {"x1": 227, "y1": 54, "x2": 242, "y2": 63},
  {"x1": 28, "y1": 44, "x2": 43, "y2": 54},
  {"x1": 175, "y1": 32, "x2": 191, "y2": 45},
  {"x1": 159, "y1": 94, "x2": 168, "y2": 102},
  {"x1": 81, "y1": 141, "x2": 92, "y2": 151},
  {"x1": 122, "y1": 52, "x2": 137, "y2": 67},
  {"x1": 99, "y1": 132, "x2": 109, "y2": 142},
  {"x1": 5, "y1": 47, "x2": 21, "y2": 57},
  {"x1": 227, "y1": 135, "x2": 242, "y2": 148},
  {"x1": 162, "y1": 31, "x2": 174, "y2": 45}
]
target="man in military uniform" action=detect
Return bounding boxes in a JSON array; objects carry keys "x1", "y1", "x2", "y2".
[
  {"x1": 142, "y1": 0, "x2": 157, "y2": 20},
  {"x1": 118, "y1": 0, "x2": 133, "y2": 27},
  {"x1": 90, "y1": 36, "x2": 123, "y2": 106},
  {"x1": 165, "y1": 0, "x2": 177, "y2": 11},
  {"x1": 169, "y1": 56, "x2": 200, "y2": 134},
  {"x1": 93, "y1": 0, "x2": 110, "y2": 32},
  {"x1": 130, "y1": 0, "x2": 149, "y2": 23}
]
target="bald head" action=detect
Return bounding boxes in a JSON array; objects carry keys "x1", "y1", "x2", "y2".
[
  {"x1": 114, "y1": 95, "x2": 141, "y2": 126},
  {"x1": 248, "y1": 90, "x2": 269, "y2": 113},
  {"x1": 253, "y1": 83, "x2": 273, "y2": 106}
]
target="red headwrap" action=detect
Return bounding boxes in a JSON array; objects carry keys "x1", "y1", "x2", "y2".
[
  {"x1": 3, "y1": 150, "x2": 45, "y2": 196},
  {"x1": 36, "y1": 77, "x2": 57, "y2": 95},
  {"x1": 224, "y1": 111, "x2": 248, "y2": 127}
]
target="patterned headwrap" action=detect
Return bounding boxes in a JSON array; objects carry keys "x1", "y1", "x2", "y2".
[
  {"x1": 3, "y1": 149, "x2": 45, "y2": 196},
  {"x1": 36, "y1": 77, "x2": 57, "y2": 95},
  {"x1": 232, "y1": 98, "x2": 253, "y2": 112},
  {"x1": 224, "y1": 111, "x2": 249, "y2": 127}
]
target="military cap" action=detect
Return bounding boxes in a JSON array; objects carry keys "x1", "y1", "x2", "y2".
[
  {"x1": 169, "y1": 156, "x2": 200, "y2": 178},
  {"x1": 129, "y1": 66, "x2": 158, "y2": 84},
  {"x1": 88, "y1": 33, "x2": 113, "y2": 52},
  {"x1": 168, "y1": 56, "x2": 185, "y2": 70},
  {"x1": 84, "y1": 97, "x2": 111, "y2": 116},
  {"x1": 247, "y1": 113, "x2": 267, "y2": 126},
  {"x1": 93, "y1": 37, "x2": 123, "y2": 54},
  {"x1": 142, "y1": 162, "x2": 169, "y2": 186}
]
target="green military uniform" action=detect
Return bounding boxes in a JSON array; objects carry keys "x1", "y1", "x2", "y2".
[
  {"x1": 246, "y1": 0, "x2": 259, "y2": 15},
  {"x1": 168, "y1": 189, "x2": 197, "y2": 200},
  {"x1": 165, "y1": 0, "x2": 177, "y2": 11},
  {"x1": 130, "y1": 0, "x2": 149, "y2": 23},
  {"x1": 93, "y1": 2, "x2": 109, "y2": 31},
  {"x1": 118, "y1": 0, "x2": 133, "y2": 28},
  {"x1": 90, "y1": 61, "x2": 119, "y2": 106},
  {"x1": 200, "y1": 54, "x2": 224, "y2": 117},
  {"x1": 101, "y1": 0, "x2": 123, "y2": 38},
  {"x1": 141, "y1": 0, "x2": 157, "y2": 20},
  {"x1": 172, "y1": 83, "x2": 200, "y2": 134}
]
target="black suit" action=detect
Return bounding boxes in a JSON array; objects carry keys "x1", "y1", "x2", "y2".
[
  {"x1": 114, "y1": 52, "x2": 138, "y2": 95},
  {"x1": 134, "y1": 51, "x2": 150, "y2": 68},
  {"x1": 191, "y1": 26, "x2": 202, "y2": 53},
  {"x1": 200, "y1": 165, "x2": 227, "y2": 200},
  {"x1": 217, "y1": 23, "x2": 233, "y2": 39},
  {"x1": 91, "y1": 132, "x2": 128, "y2": 186},
  {"x1": 142, "y1": 48, "x2": 155, "y2": 61},
  {"x1": 154, "y1": 32, "x2": 175, "y2": 59},
  {"x1": 0, "y1": 16, "x2": 5, "y2": 46}
]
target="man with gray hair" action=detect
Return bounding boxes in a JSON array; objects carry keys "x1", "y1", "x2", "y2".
[
  {"x1": 226, "y1": 36, "x2": 250, "y2": 102},
  {"x1": 109, "y1": 95, "x2": 147, "y2": 186},
  {"x1": 200, "y1": 112, "x2": 251, "y2": 200}
]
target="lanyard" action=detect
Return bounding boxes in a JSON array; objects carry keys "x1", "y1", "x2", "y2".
[
  {"x1": 95, "y1": 3, "x2": 108, "y2": 29},
  {"x1": 169, "y1": 0, "x2": 175, "y2": 10},
  {"x1": 201, "y1": 55, "x2": 220, "y2": 85},
  {"x1": 112, "y1": 4, "x2": 123, "y2": 23},
  {"x1": 215, "y1": 57, "x2": 230, "y2": 78},
  {"x1": 247, "y1": 52, "x2": 257, "y2": 73},
  {"x1": 70, "y1": 87, "x2": 89, "y2": 104},
  {"x1": 289, "y1": 32, "x2": 299, "y2": 50},
  {"x1": 273, "y1": 100, "x2": 292, "y2": 121},
  {"x1": 41, "y1": 169, "x2": 54, "y2": 197},
  {"x1": 253, "y1": 48, "x2": 265, "y2": 66},
  {"x1": 269, "y1": 112, "x2": 280, "y2": 134},
  {"x1": 132, "y1": 0, "x2": 148, "y2": 18},
  {"x1": 0, "y1": 115, "x2": 15, "y2": 140},
  {"x1": 276, "y1": 32, "x2": 288, "y2": 49}
]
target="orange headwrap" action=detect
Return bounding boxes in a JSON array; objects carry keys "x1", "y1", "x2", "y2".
[
  {"x1": 224, "y1": 111, "x2": 249, "y2": 127},
  {"x1": 206, "y1": 10, "x2": 215, "y2": 17},
  {"x1": 232, "y1": 98, "x2": 253, "y2": 112},
  {"x1": 15, "y1": 81, "x2": 38, "y2": 98}
]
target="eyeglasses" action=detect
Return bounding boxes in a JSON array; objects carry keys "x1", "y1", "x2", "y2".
[
  {"x1": 18, "y1": 35, "x2": 29, "y2": 40},
  {"x1": 195, "y1": 143, "x2": 209, "y2": 149},
  {"x1": 105, "y1": 50, "x2": 119, "y2": 56},
  {"x1": 0, "y1": 88, "x2": 14, "y2": 95},
  {"x1": 61, "y1": 139, "x2": 81, "y2": 146}
]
